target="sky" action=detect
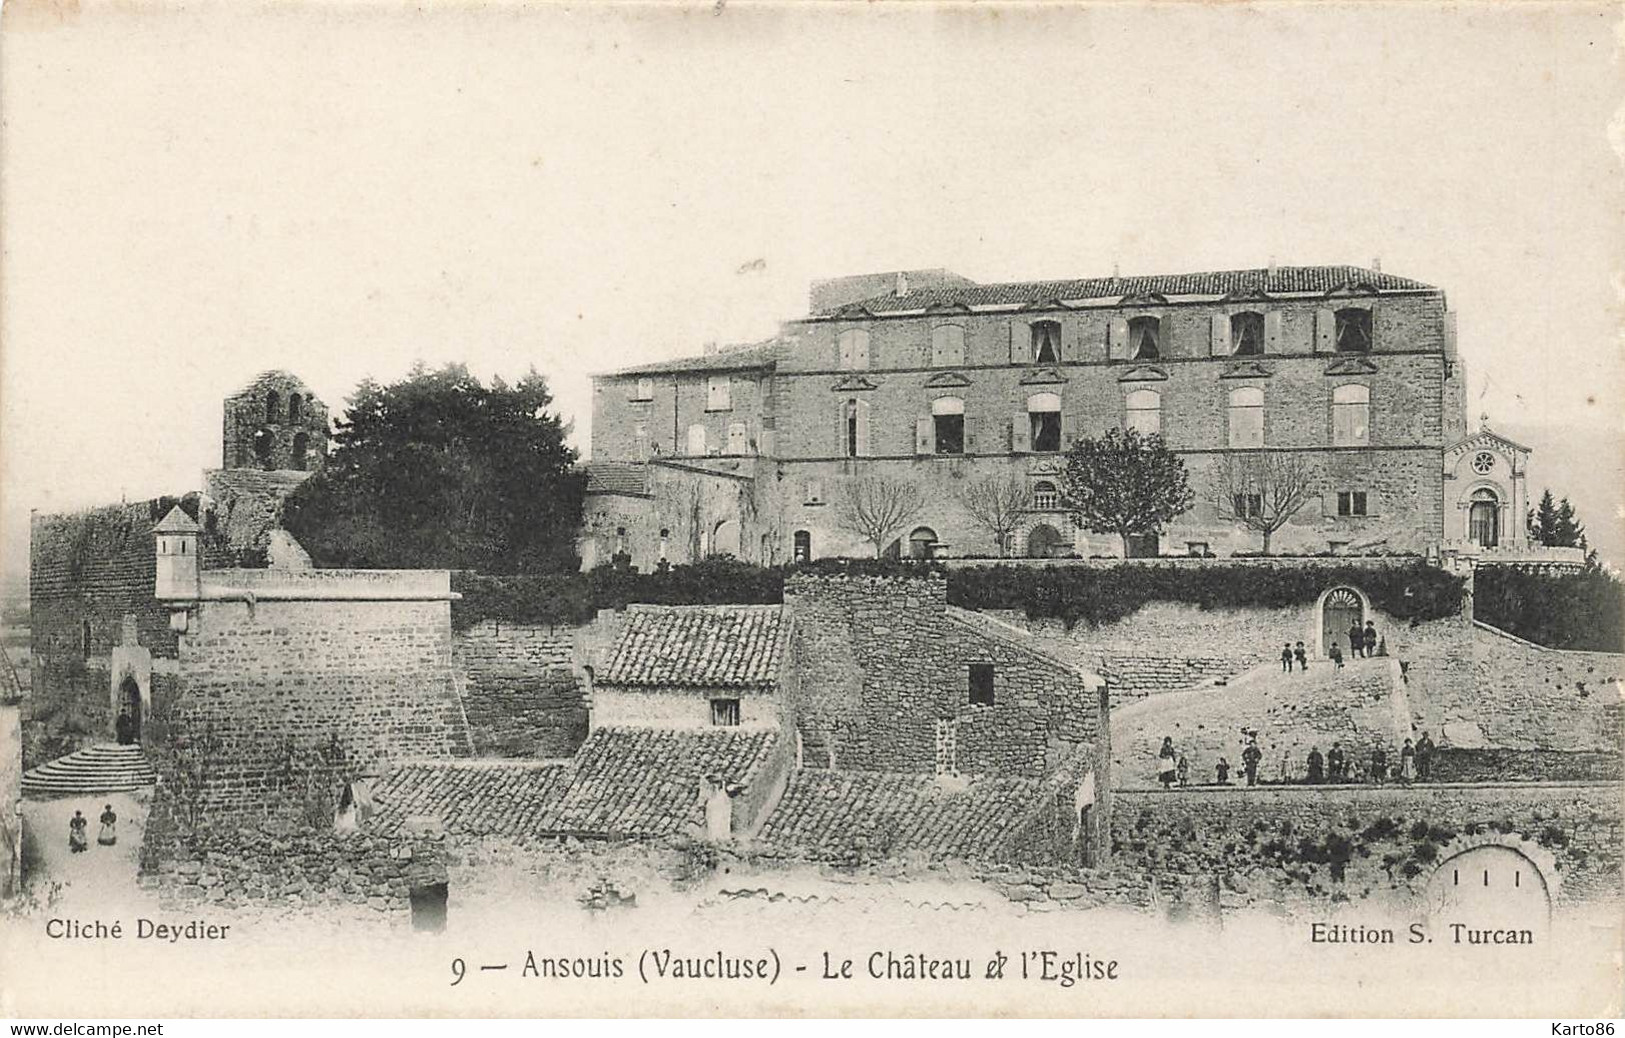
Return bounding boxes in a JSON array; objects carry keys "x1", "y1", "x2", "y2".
[{"x1": 2, "y1": 0, "x2": 1622, "y2": 577}]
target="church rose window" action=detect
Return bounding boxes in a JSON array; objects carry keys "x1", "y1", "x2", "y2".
[{"x1": 1471, "y1": 451, "x2": 1495, "y2": 474}]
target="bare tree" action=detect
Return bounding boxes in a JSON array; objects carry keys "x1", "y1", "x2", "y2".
[
  {"x1": 957, "y1": 473, "x2": 1031, "y2": 557},
  {"x1": 835, "y1": 475, "x2": 926, "y2": 558},
  {"x1": 1216, "y1": 452, "x2": 1314, "y2": 554}
]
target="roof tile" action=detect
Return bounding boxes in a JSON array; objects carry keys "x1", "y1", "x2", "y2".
[{"x1": 602, "y1": 605, "x2": 786, "y2": 688}]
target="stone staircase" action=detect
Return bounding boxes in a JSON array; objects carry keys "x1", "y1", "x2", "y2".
[{"x1": 22, "y1": 744, "x2": 157, "y2": 799}]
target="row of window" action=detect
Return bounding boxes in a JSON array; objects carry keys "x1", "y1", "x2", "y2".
[
  {"x1": 833, "y1": 384, "x2": 1372, "y2": 458},
  {"x1": 832, "y1": 308, "x2": 1375, "y2": 370},
  {"x1": 260, "y1": 389, "x2": 308, "y2": 424}
]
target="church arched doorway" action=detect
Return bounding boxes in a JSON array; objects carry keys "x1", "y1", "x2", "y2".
[
  {"x1": 1318, "y1": 586, "x2": 1366, "y2": 659},
  {"x1": 1469, "y1": 489, "x2": 1500, "y2": 547},
  {"x1": 116, "y1": 676, "x2": 141, "y2": 744},
  {"x1": 1026, "y1": 524, "x2": 1066, "y2": 559}
]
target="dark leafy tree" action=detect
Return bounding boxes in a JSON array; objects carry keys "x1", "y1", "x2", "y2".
[
  {"x1": 283, "y1": 363, "x2": 584, "y2": 573},
  {"x1": 1059, "y1": 428, "x2": 1194, "y2": 555}
]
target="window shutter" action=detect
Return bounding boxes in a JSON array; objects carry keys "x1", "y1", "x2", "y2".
[
  {"x1": 1108, "y1": 318, "x2": 1129, "y2": 360},
  {"x1": 853, "y1": 332, "x2": 869, "y2": 370},
  {"x1": 855, "y1": 399, "x2": 871, "y2": 456},
  {"x1": 1320, "y1": 490, "x2": 1337, "y2": 517},
  {"x1": 915, "y1": 417, "x2": 933, "y2": 455},
  {"x1": 1315, "y1": 309, "x2": 1335, "y2": 353},
  {"x1": 1011, "y1": 412, "x2": 1030, "y2": 453},
  {"x1": 963, "y1": 415, "x2": 979, "y2": 455},
  {"x1": 1364, "y1": 489, "x2": 1379, "y2": 516},
  {"x1": 834, "y1": 399, "x2": 847, "y2": 456},
  {"x1": 1264, "y1": 311, "x2": 1283, "y2": 354},
  {"x1": 838, "y1": 334, "x2": 852, "y2": 370},
  {"x1": 1060, "y1": 411, "x2": 1075, "y2": 450},
  {"x1": 1210, "y1": 314, "x2": 1228, "y2": 357},
  {"x1": 1060, "y1": 320, "x2": 1077, "y2": 363},
  {"x1": 1009, "y1": 321, "x2": 1026, "y2": 364}
]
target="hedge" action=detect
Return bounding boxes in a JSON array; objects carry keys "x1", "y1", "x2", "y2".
[
  {"x1": 451, "y1": 557, "x2": 1462, "y2": 632},
  {"x1": 1473, "y1": 566, "x2": 1625, "y2": 653}
]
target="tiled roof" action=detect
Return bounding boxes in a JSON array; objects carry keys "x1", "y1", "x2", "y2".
[
  {"x1": 600, "y1": 340, "x2": 783, "y2": 377},
  {"x1": 370, "y1": 726, "x2": 780, "y2": 840},
  {"x1": 583, "y1": 461, "x2": 652, "y2": 497},
  {"x1": 547, "y1": 726, "x2": 780, "y2": 838},
  {"x1": 370, "y1": 761, "x2": 574, "y2": 838},
  {"x1": 817, "y1": 265, "x2": 1436, "y2": 315},
  {"x1": 602, "y1": 605, "x2": 786, "y2": 688},
  {"x1": 758, "y1": 770, "x2": 1047, "y2": 862}
]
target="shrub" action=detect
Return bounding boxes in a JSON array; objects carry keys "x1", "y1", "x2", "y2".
[{"x1": 1474, "y1": 566, "x2": 1625, "y2": 652}]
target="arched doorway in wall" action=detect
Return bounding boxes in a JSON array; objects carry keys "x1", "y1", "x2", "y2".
[
  {"x1": 792, "y1": 530, "x2": 812, "y2": 564},
  {"x1": 116, "y1": 676, "x2": 141, "y2": 744},
  {"x1": 1469, "y1": 488, "x2": 1500, "y2": 547},
  {"x1": 1423, "y1": 843, "x2": 1552, "y2": 942},
  {"x1": 711, "y1": 519, "x2": 741, "y2": 558},
  {"x1": 908, "y1": 526, "x2": 938, "y2": 560},
  {"x1": 1317, "y1": 586, "x2": 1367, "y2": 659},
  {"x1": 1026, "y1": 524, "x2": 1066, "y2": 559}
]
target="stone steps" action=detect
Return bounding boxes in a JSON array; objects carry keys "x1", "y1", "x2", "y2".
[{"x1": 23, "y1": 743, "x2": 157, "y2": 799}]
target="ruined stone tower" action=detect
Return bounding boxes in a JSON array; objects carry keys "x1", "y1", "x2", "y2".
[{"x1": 222, "y1": 370, "x2": 330, "y2": 472}]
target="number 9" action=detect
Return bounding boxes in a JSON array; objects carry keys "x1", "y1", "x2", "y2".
[{"x1": 451, "y1": 958, "x2": 465, "y2": 986}]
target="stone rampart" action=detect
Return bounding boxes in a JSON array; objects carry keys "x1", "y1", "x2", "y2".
[{"x1": 453, "y1": 621, "x2": 587, "y2": 757}]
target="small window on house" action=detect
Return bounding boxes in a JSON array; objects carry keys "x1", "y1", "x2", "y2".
[
  {"x1": 931, "y1": 325, "x2": 966, "y2": 368},
  {"x1": 1231, "y1": 312, "x2": 1265, "y2": 356},
  {"x1": 1027, "y1": 393, "x2": 1062, "y2": 452},
  {"x1": 837, "y1": 329, "x2": 870, "y2": 370},
  {"x1": 1128, "y1": 316, "x2": 1160, "y2": 360},
  {"x1": 632, "y1": 377, "x2": 655, "y2": 401},
  {"x1": 727, "y1": 422, "x2": 748, "y2": 454},
  {"x1": 1031, "y1": 320, "x2": 1061, "y2": 363},
  {"x1": 265, "y1": 389, "x2": 280, "y2": 423},
  {"x1": 1336, "y1": 491, "x2": 1369, "y2": 517},
  {"x1": 633, "y1": 422, "x2": 650, "y2": 459},
  {"x1": 1125, "y1": 389, "x2": 1162, "y2": 437},
  {"x1": 792, "y1": 530, "x2": 812, "y2": 563},
  {"x1": 686, "y1": 423, "x2": 707, "y2": 455},
  {"x1": 658, "y1": 528, "x2": 670, "y2": 561},
  {"x1": 1332, "y1": 384, "x2": 1370, "y2": 446},
  {"x1": 1232, "y1": 493, "x2": 1263, "y2": 518},
  {"x1": 844, "y1": 400, "x2": 859, "y2": 458},
  {"x1": 968, "y1": 663, "x2": 995, "y2": 707},
  {"x1": 932, "y1": 396, "x2": 965, "y2": 455},
  {"x1": 1228, "y1": 387, "x2": 1265, "y2": 448},
  {"x1": 1186, "y1": 541, "x2": 1209, "y2": 557},
  {"x1": 710, "y1": 698, "x2": 742, "y2": 727},
  {"x1": 1032, "y1": 480, "x2": 1059, "y2": 510},
  {"x1": 288, "y1": 393, "x2": 303, "y2": 422},
  {"x1": 1335, "y1": 308, "x2": 1372, "y2": 352},
  {"x1": 706, "y1": 376, "x2": 731, "y2": 411}
]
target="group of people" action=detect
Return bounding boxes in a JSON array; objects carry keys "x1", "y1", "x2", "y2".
[
  {"x1": 1282, "y1": 620, "x2": 1382, "y2": 672},
  {"x1": 67, "y1": 805, "x2": 118, "y2": 854},
  {"x1": 1157, "y1": 730, "x2": 1440, "y2": 788}
]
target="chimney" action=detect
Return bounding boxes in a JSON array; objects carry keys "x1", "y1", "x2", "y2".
[
  {"x1": 894, "y1": 271, "x2": 909, "y2": 298},
  {"x1": 1267, "y1": 256, "x2": 1278, "y2": 278},
  {"x1": 1372, "y1": 256, "x2": 1383, "y2": 273},
  {"x1": 1111, "y1": 261, "x2": 1120, "y2": 278}
]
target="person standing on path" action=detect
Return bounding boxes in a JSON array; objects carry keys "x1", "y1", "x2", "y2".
[
  {"x1": 1281, "y1": 642, "x2": 1293, "y2": 673},
  {"x1": 1399, "y1": 739, "x2": 1417, "y2": 784},
  {"x1": 1306, "y1": 746, "x2": 1325, "y2": 784},
  {"x1": 68, "y1": 810, "x2": 88, "y2": 854},
  {"x1": 1348, "y1": 621, "x2": 1364, "y2": 661},
  {"x1": 1363, "y1": 620, "x2": 1379, "y2": 658},
  {"x1": 1157, "y1": 736, "x2": 1178, "y2": 789},
  {"x1": 1242, "y1": 739, "x2": 1262, "y2": 787},
  {"x1": 1370, "y1": 745, "x2": 1388, "y2": 784},
  {"x1": 1327, "y1": 742, "x2": 1346, "y2": 783},
  {"x1": 98, "y1": 804, "x2": 118, "y2": 847},
  {"x1": 1294, "y1": 641, "x2": 1308, "y2": 672},
  {"x1": 1415, "y1": 731, "x2": 1436, "y2": 782},
  {"x1": 1176, "y1": 755, "x2": 1189, "y2": 788}
]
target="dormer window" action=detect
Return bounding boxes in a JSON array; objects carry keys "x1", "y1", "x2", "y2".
[
  {"x1": 1031, "y1": 321, "x2": 1061, "y2": 363},
  {"x1": 1128, "y1": 316, "x2": 1160, "y2": 360},
  {"x1": 1231, "y1": 312, "x2": 1265, "y2": 356},
  {"x1": 1335, "y1": 308, "x2": 1372, "y2": 352}
]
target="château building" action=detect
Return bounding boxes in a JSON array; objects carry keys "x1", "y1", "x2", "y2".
[
  {"x1": 103, "y1": 360, "x2": 1541, "y2": 570},
  {"x1": 583, "y1": 263, "x2": 1555, "y2": 566}
]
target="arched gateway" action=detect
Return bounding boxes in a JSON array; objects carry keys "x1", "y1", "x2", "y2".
[{"x1": 1317, "y1": 586, "x2": 1367, "y2": 659}]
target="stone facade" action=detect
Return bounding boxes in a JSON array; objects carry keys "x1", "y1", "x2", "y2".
[
  {"x1": 221, "y1": 370, "x2": 330, "y2": 473},
  {"x1": 580, "y1": 458, "x2": 776, "y2": 570},
  {"x1": 783, "y1": 574, "x2": 1101, "y2": 777},
  {"x1": 590, "y1": 266, "x2": 1472, "y2": 561},
  {"x1": 453, "y1": 621, "x2": 587, "y2": 757}
]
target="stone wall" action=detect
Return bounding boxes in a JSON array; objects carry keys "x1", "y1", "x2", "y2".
[
  {"x1": 591, "y1": 687, "x2": 778, "y2": 730},
  {"x1": 784, "y1": 574, "x2": 1096, "y2": 777},
  {"x1": 142, "y1": 823, "x2": 444, "y2": 922},
  {"x1": 1112, "y1": 783, "x2": 1622, "y2": 905},
  {"x1": 453, "y1": 621, "x2": 587, "y2": 757},
  {"x1": 580, "y1": 459, "x2": 780, "y2": 569},
  {"x1": 159, "y1": 587, "x2": 471, "y2": 822}
]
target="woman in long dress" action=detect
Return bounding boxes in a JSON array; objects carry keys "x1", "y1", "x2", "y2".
[
  {"x1": 1399, "y1": 739, "x2": 1417, "y2": 784},
  {"x1": 68, "y1": 810, "x2": 88, "y2": 854},
  {"x1": 1157, "y1": 737, "x2": 1177, "y2": 788},
  {"x1": 98, "y1": 804, "x2": 118, "y2": 846}
]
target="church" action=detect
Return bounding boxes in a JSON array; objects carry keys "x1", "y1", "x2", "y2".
[{"x1": 584, "y1": 264, "x2": 1551, "y2": 567}]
